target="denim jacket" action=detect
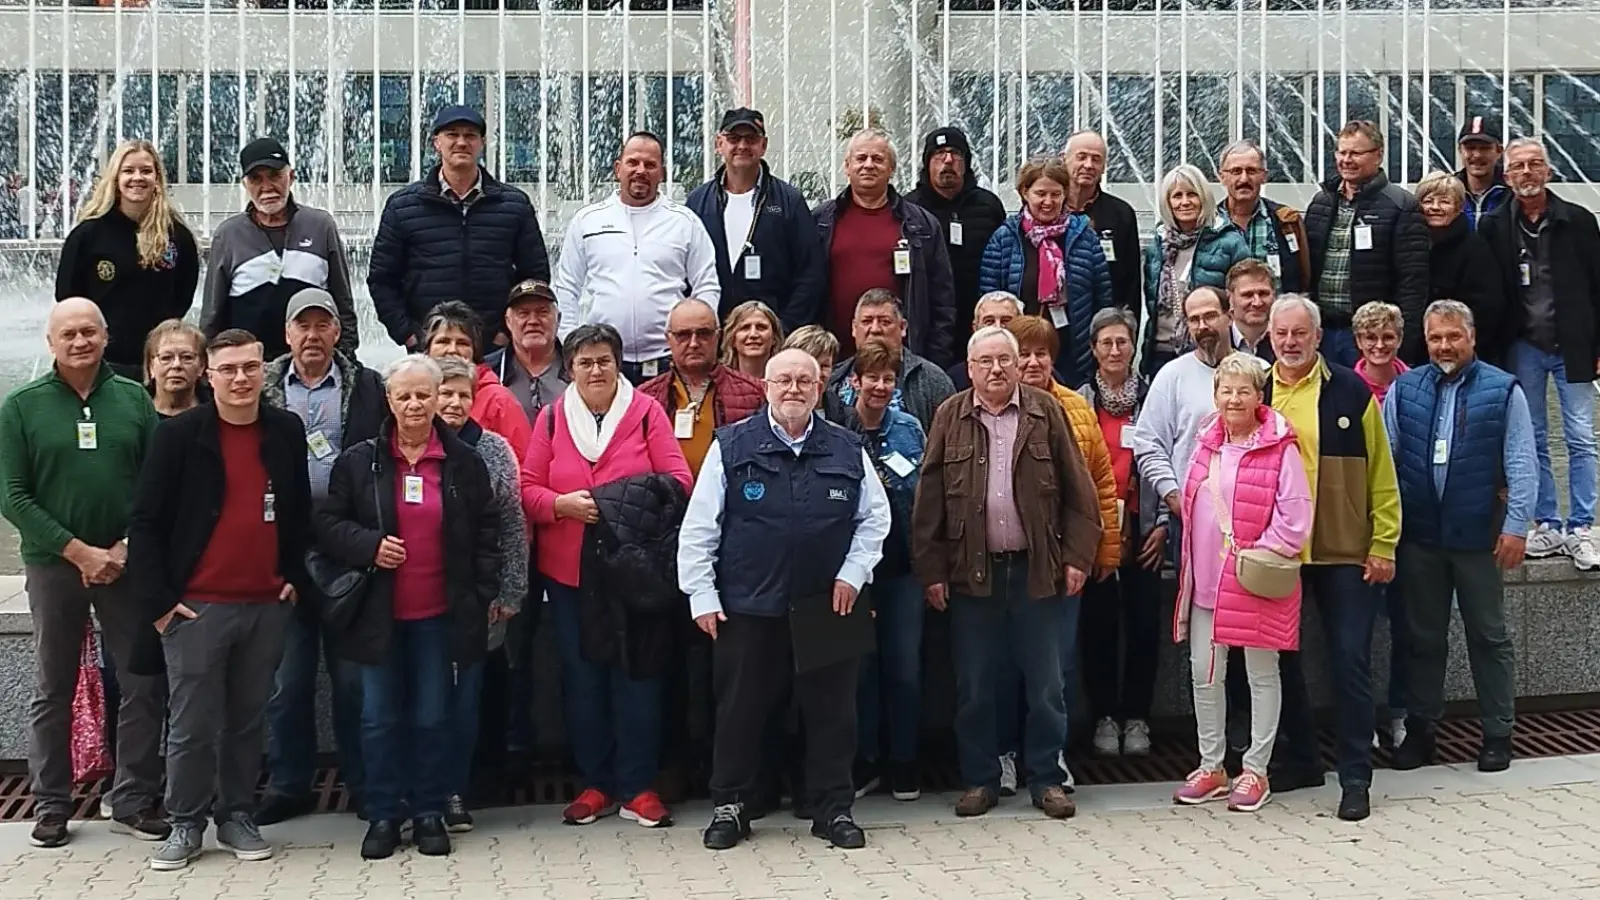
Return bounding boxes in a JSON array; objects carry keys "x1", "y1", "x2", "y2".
[{"x1": 846, "y1": 405, "x2": 926, "y2": 573}]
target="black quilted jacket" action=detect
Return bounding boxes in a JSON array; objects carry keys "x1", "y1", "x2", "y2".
[{"x1": 578, "y1": 473, "x2": 689, "y2": 678}]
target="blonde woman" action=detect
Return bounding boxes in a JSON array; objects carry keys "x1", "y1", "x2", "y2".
[
  {"x1": 720, "y1": 300, "x2": 784, "y2": 379},
  {"x1": 142, "y1": 318, "x2": 208, "y2": 418},
  {"x1": 1140, "y1": 165, "x2": 1251, "y2": 374},
  {"x1": 57, "y1": 140, "x2": 199, "y2": 379},
  {"x1": 1414, "y1": 171, "x2": 1506, "y2": 362}
]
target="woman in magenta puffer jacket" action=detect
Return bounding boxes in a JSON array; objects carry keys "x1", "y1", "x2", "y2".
[{"x1": 1171, "y1": 354, "x2": 1312, "y2": 814}]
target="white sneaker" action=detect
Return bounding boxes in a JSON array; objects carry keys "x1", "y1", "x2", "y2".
[
  {"x1": 1390, "y1": 716, "x2": 1408, "y2": 748},
  {"x1": 1092, "y1": 717, "x2": 1121, "y2": 756},
  {"x1": 1122, "y1": 719, "x2": 1152, "y2": 756},
  {"x1": 1371, "y1": 730, "x2": 1382, "y2": 750},
  {"x1": 1569, "y1": 526, "x2": 1600, "y2": 571},
  {"x1": 99, "y1": 800, "x2": 112, "y2": 820},
  {"x1": 998, "y1": 752, "x2": 1018, "y2": 797},
  {"x1": 1527, "y1": 523, "x2": 1568, "y2": 559},
  {"x1": 1057, "y1": 750, "x2": 1077, "y2": 794}
]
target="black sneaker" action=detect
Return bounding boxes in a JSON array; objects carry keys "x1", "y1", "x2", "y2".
[
  {"x1": 1477, "y1": 736, "x2": 1513, "y2": 773},
  {"x1": 413, "y1": 815, "x2": 451, "y2": 856},
  {"x1": 1265, "y1": 763, "x2": 1326, "y2": 793},
  {"x1": 1337, "y1": 785, "x2": 1371, "y2": 822},
  {"x1": 29, "y1": 814, "x2": 70, "y2": 848},
  {"x1": 255, "y1": 793, "x2": 315, "y2": 827},
  {"x1": 889, "y1": 761, "x2": 921, "y2": 801},
  {"x1": 110, "y1": 809, "x2": 172, "y2": 841},
  {"x1": 852, "y1": 759, "x2": 881, "y2": 799},
  {"x1": 1392, "y1": 727, "x2": 1437, "y2": 771},
  {"x1": 360, "y1": 820, "x2": 402, "y2": 860},
  {"x1": 444, "y1": 795, "x2": 474, "y2": 833},
  {"x1": 811, "y1": 814, "x2": 866, "y2": 850},
  {"x1": 701, "y1": 803, "x2": 750, "y2": 851}
]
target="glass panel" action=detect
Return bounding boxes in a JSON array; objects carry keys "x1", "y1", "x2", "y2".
[
  {"x1": 295, "y1": 73, "x2": 330, "y2": 182},
  {"x1": 1242, "y1": 72, "x2": 1310, "y2": 183},
  {"x1": 1025, "y1": 72, "x2": 1075, "y2": 165},
  {"x1": 379, "y1": 73, "x2": 411, "y2": 183},
  {"x1": 1319, "y1": 75, "x2": 1382, "y2": 178},
  {"x1": 949, "y1": 70, "x2": 1006, "y2": 188},
  {"x1": 1463, "y1": 73, "x2": 1535, "y2": 146},
  {"x1": 1541, "y1": 74, "x2": 1600, "y2": 182},
  {"x1": 1163, "y1": 73, "x2": 1230, "y2": 180},
  {"x1": 1100, "y1": 75, "x2": 1155, "y2": 183},
  {"x1": 503, "y1": 74, "x2": 549, "y2": 183},
  {"x1": 343, "y1": 73, "x2": 375, "y2": 184},
  {"x1": 586, "y1": 73, "x2": 624, "y2": 195},
  {"x1": 1386, "y1": 75, "x2": 1458, "y2": 184}
]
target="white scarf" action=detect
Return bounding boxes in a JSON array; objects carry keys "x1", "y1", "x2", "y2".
[{"x1": 562, "y1": 378, "x2": 634, "y2": 463}]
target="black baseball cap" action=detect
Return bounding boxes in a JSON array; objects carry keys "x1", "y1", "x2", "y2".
[
  {"x1": 432, "y1": 105, "x2": 486, "y2": 136},
  {"x1": 240, "y1": 137, "x2": 289, "y2": 176},
  {"x1": 1458, "y1": 115, "x2": 1502, "y2": 145},
  {"x1": 718, "y1": 108, "x2": 766, "y2": 136}
]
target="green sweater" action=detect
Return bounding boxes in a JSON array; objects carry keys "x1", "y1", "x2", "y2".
[{"x1": 0, "y1": 363, "x2": 157, "y2": 564}]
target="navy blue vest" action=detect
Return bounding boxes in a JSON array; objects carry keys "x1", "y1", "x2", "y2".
[
  {"x1": 1392, "y1": 359, "x2": 1514, "y2": 551},
  {"x1": 714, "y1": 412, "x2": 865, "y2": 617}
]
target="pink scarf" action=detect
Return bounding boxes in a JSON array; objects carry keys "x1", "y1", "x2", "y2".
[{"x1": 1022, "y1": 210, "x2": 1069, "y2": 308}]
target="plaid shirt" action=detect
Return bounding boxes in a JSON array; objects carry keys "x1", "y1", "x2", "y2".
[
  {"x1": 1216, "y1": 199, "x2": 1281, "y2": 263},
  {"x1": 1316, "y1": 200, "x2": 1356, "y2": 314}
]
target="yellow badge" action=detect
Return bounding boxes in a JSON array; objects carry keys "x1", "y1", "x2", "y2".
[
  {"x1": 1337, "y1": 415, "x2": 1351, "y2": 429},
  {"x1": 96, "y1": 259, "x2": 116, "y2": 282}
]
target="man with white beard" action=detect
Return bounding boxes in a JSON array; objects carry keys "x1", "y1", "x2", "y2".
[{"x1": 201, "y1": 138, "x2": 359, "y2": 360}]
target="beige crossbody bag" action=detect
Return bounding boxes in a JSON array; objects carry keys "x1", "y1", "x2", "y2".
[{"x1": 1207, "y1": 453, "x2": 1301, "y2": 600}]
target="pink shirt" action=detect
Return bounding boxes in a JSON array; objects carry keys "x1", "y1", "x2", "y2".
[
  {"x1": 520, "y1": 391, "x2": 693, "y2": 587},
  {"x1": 390, "y1": 431, "x2": 449, "y2": 621},
  {"x1": 975, "y1": 391, "x2": 1028, "y2": 553},
  {"x1": 1354, "y1": 358, "x2": 1409, "y2": 404},
  {"x1": 1188, "y1": 439, "x2": 1313, "y2": 610}
]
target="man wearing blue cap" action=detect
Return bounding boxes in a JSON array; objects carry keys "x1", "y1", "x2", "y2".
[{"x1": 369, "y1": 105, "x2": 550, "y2": 350}]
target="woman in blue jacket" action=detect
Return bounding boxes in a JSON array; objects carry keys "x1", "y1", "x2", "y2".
[
  {"x1": 978, "y1": 157, "x2": 1113, "y2": 388},
  {"x1": 1141, "y1": 164, "x2": 1252, "y2": 374}
]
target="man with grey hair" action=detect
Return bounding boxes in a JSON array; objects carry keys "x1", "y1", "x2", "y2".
[
  {"x1": 945, "y1": 290, "x2": 1026, "y2": 391},
  {"x1": 814, "y1": 129, "x2": 958, "y2": 367},
  {"x1": 1303, "y1": 120, "x2": 1430, "y2": 366},
  {"x1": 1061, "y1": 130, "x2": 1141, "y2": 311},
  {"x1": 639, "y1": 296, "x2": 766, "y2": 479},
  {"x1": 1480, "y1": 135, "x2": 1600, "y2": 570},
  {"x1": 827, "y1": 289, "x2": 956, "y2": 430},
  {"x1": 1381, "y1": 298, "x2": 1536, "y2": 775},
  {"x1": 1216, "y1": 140, "x2": 1311, "y2": 295},
  {"x1": 913, "y1": 325, "x2": 1101, "y2": 821}
]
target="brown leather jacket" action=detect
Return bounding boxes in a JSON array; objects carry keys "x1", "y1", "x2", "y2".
[{"x1": 912, "y1": 385, "x2": 1102, "y2": 600}]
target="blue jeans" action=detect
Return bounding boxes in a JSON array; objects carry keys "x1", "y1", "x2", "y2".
[
  {"x1": 1383, "y1": 582, "x2": 1409, "y2": 714},
  {"x1": 1320, "y1": 326, "x2": 1358, "y2": 369},
  {"x1": 996, "y1": 591, "x2": 1083, "y2": 756},
  {"x1": 547, "y1": 582, "x2": 662, "y2": 799},
  {"x1": 265, "y1": 600, "x2": 365, "y2": 799},
  {"x1": 359, "y1": 614, "x2": 454, "y2": 822},
  {"x1": 1276, "y1": 565, "x2": 1381, "y2": 788},
  {"x1": 951, "y1": 555, "x2": 1069, "y2": 797},
  {"x1": 449, "y1": 661, "x2": 485, "y2": 797},
  {"x1": 1509, "y1": 339, "x2": 1597, "y2": 530},
  {"x1": 856, "y1": 573, "x2": 924, "y2": 765}
]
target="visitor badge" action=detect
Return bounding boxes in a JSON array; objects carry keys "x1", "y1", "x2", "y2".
[
  {"x1": 1520, "y1": 262, "x2": 1531, "y2": 287},
  {"x1": 1433, "y1": 439, "x2": 1449, "y2": 465},
  {"x1": 1121, "y1": 427, "x2": 1138, "y2": 450},
  {"x1": 674, "y1": 408, "x2": 696, "y2": 439},
  {"x1": 949, "y1": 221, "x2": 964, "y2": 246},
  {"x1": 1049, "y1": 305, "x2": 1069, "y2": 329},
  {"x1": 403, "y1": 474, "x2": 424, "y2": 504},
  {"x1": 892, "y1": 244, "x2": 912, "y2": 275},
  {"x1": 1100, "y1": 236, "x2": 1116, "y2": 262},
  {"x1": 744, "y1": 254, "x2": 762, "y2": 280},
  {"x1": 1284, "y1": 232, "x2": 1299, "y2": 254},
  {"x1": 883, "y1": 450, "x2": 915, "y2": 478},
  {"x1": 307, "y1": 430, "x2": 334, "y2": 460},
  {"x1": 1267, "y1": 253, "x2": 1283, "y2": 278},
  {"x1": 263, "y1": 492, "x2": 276, "y2": 523},
  {"x1": 642, "y1": 359, "x2": 660, "y2": 378},
  {"x1": 1353, "y1": 224, "x2": 1373, "y2": 251},
  {"x1": 76, "y1": 421, "x2": 97, "y2": 450}
]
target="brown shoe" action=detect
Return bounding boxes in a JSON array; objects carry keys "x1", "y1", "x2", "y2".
[
  {"x1": 1034, "y1": 785, "x2": 1076, "y2": 819},
  {"x1": 954, "y1": 787, "x2": 997, "y2": 817}
]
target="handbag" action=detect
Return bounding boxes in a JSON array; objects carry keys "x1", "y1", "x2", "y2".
[
  {"x1": 69, "y1": 621, "x2": 113, "y2": 784},
  {"x1": 1207, "y1": 453, "x2": 1301, "y2": 600},
  {"x1": 308, "y1": 459, "x2": 384, "y2": 631}
]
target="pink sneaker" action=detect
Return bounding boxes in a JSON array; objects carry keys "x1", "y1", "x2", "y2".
[
  {"x1": 1227, "y1": 771, "x2": 1272, "y2": 812},
  {"x1": 1173, "y1": 768, "x2": 1230, "y2": 805}
]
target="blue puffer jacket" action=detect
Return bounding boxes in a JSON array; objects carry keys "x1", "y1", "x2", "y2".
[
  {"x1": 1140, "y1": 225, "x2": 1252, "y2": 366},
  {"x1": 368, "y1": 165, "x2": 551, "y2": 347},
  {"x1": 978, "y1": 212, "x2": 1113, "y2": 388}
]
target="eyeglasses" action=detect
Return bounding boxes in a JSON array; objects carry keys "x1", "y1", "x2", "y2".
[
  {"x1": 1220, "y1": 166, "x2": 1264, "y2": 177},
  {"x1": 667, "y1": 327, "x2": 718, "y2": 342},
  {"x1": 766, "y1": 376, "x2": 818, "y2": 390},
  {"x1": 971, "y1": 355, "x2": 1016, "y2": 370},
  {"x1": 1335, "y1": 148, "x2": 1380, "y2": 160},
  {"x1": 211, "y1": 362, "x2": 263, "y2": 379},
  {"x1": 155, "y1": 351, "x2": 199, "y2": 366},
  {"x1": 572, "y1": 357, "x2": 616, "y2": 373}
]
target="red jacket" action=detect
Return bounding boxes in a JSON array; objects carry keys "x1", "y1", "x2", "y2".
[
  {"x1": 474, "y1": 364, "x2": 535, "y2": 463},
  {"x1": 636, "y1": 364, "x2": 765, "y2": 428}
]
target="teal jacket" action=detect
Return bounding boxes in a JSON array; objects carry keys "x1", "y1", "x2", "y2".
[{"x1": 1141, "y1": 226, "x2": 1252, "y2": 367}]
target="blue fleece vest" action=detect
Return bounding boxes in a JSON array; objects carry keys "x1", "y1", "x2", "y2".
[
  {"x1": 714, "y1": 414, "x2": 865, "y2": 617},
  {"x1": 1392, "y1": 360, "x2": 1514, "y2": 551}
]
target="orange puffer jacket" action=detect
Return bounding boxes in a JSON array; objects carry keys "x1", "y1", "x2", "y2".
[{"x1": 1051, "y1": 381, "x2": 1122, "y2": 571}]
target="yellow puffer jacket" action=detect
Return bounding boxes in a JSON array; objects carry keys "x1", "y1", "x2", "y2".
[{"x1": 1051, "y1": 381, "x2": 1122, "y2": 572}]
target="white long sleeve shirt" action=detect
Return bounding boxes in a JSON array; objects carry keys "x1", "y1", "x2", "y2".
[
  {"x1": 1131, "y1": 350, "x2": 1224, "y2": 506},
  {"x1": 677, "y1": 414, "x2": 892, "y2": 620},
  {"x1": 552, "y1": 193, "x2": 721, "y2": 362}
]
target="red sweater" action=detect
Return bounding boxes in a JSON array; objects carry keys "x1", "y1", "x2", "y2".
[
  {"x1": 185, "y1": 420, "x2": 283, "y2": 602},
  {"x1": 390, "y1": 432, "x2": 450, "y2": 621},
  {"x1": 827, "y1": 203, "x2": 902, "y2": 357}
]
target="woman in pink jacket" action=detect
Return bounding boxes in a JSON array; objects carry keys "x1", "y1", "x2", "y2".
[
  {"x1": 520, "y1": 323, "x2": 692, "y2": 831},
  {"x1": 1172, "y1": 354, "x2": 1312, "y2": 813}
]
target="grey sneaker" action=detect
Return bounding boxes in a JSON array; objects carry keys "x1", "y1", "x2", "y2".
[
  {"x1": 1527, "y1": 523, "x2": 1567, "y2": 559},
  {"x1": 216, "y1": 812, "x2": 274, "y2": 862},
  {"x1": 148, "y1": 822, "x2": 204, "y2": 871},
  {"x1": 1092, "y1": 717, "x2": 1121, "y2": 756},
  {"x1": 1122, "y1": 719, "x2": 1152, "y2": 756},
  {"x1": 998, "y1": 752, "x2": 1018, "y2": 797}
]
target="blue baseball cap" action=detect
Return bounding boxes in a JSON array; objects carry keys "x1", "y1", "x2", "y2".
[{"x1": 432, "y1": 105, "x2": 486, "y2": 136}]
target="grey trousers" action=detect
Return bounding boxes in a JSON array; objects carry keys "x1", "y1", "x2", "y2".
[
  {"x1": 162, "y1": 600, "x2": 291, "y2": 828},
  {"x1": 1398, "y1": 542, "x2": 1517, "y2": 738},
  {"x1": 26, "y1": 562, "x2": 166, "y2": 819}
]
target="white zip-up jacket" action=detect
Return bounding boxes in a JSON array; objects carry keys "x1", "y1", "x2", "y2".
[{"x1": 553, "y1": 193, "x2": 721, "y2": 362}]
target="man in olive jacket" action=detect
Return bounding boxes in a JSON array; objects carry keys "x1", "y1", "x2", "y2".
[{"x1": 911, "y1": 325, "x2": 1101, "y2": 822}]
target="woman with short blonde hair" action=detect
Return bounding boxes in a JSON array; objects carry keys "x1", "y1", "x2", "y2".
[
  {"x1": 1413, "y1": 171, "x2": 1506, "y2": 363},
  {"x1": 142, "y1": 318, "x2": 207, "y2": 418},
  {"x1": 1141, "y1": 166, "x2": 1252, "y2": 374}
]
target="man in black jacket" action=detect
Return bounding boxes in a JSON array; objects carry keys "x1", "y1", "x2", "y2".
[
  {"x1": 685, "y1": 108, "x2": 824, "y2": 331},
  {"x1": 1304, "y1": 120, "x2": 1431, "y2": 365},
  {"x1": 1481, "y1": 137, "x2": 1600, "y2": 570},
  {"x1": 128, "y1": 328, "x2": 313, "y2": 872},
  {"x1": 368, "y1": 105, "x2": 550, "y2": 350},
  {"x1": 1062, "y1": 130, "x2": 1142, "y2": 315},
  {"x1": 905, "y1": 126, "x2": 1007, "y2": 355}
]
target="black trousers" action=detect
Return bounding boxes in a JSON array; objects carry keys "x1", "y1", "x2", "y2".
[
  {"x1": 1079, "y1": 560, "x2": 1163, "y2": 722},
  {"x1": 710, "y1": 613, "x2": 859, "y2": 823}
]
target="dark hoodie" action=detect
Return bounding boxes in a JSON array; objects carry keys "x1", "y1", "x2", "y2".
[
  {"x1": 905, "y1": 127, "x2": 1008, "y2": 347},
  {"x1": 1454, "y1": 164, "x2": 1511, "y2": 231}
]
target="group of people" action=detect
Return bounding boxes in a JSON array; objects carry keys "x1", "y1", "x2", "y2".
[{"x1": 5, "y1": 95, "x2": 1597, "y2": 868}]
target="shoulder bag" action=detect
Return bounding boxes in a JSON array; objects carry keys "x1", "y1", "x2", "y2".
[
  {"x1": 307, "y1": 459, "x2": 384, "y2": 631},
  {"x1": 1207, "y1": 452, "x2": 1300, "y2": 600}
]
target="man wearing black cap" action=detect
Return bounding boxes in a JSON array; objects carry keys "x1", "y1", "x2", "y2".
[
  {"x1": 685, "y1": 108, "x2": 825, "y2": 331},
  {"x1": 201, "y1": 137, "x2": 359, "y2": 360},
  {"x1": 369, "y1": 105, "x2": 550, "y2": 350},
  {"x1": 906, "y1": 126, "x2": 1006, "y2": 353},
  {"x1": 1456, "y1": 115, "x2": 1511, "y2": 231}
]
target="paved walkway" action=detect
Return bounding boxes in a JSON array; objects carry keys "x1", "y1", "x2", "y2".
[{"x1": 6, "y1": 755, "x2": 1600, "y2": 900}]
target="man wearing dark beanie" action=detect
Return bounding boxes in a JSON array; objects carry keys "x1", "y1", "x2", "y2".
[{"x1": 907, "y1": 127, "x2": 1007, "y2": 355}]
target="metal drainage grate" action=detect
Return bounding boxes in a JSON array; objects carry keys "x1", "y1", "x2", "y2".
[{"x1": 5, "y1": 709, "x2": 1600, "y2": 822}]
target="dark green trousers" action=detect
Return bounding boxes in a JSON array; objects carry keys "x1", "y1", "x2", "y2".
[{"x1": 1397, "y1": 542, "x2": 1516, "y2": 738}]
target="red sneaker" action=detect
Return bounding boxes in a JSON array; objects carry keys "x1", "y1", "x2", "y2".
[
  {"x1": 562, "y1": 788, "x2": 618, "y2": 825},
  {"x1": 620, "y1": 790, "x2": 673, "y2": 828}
]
